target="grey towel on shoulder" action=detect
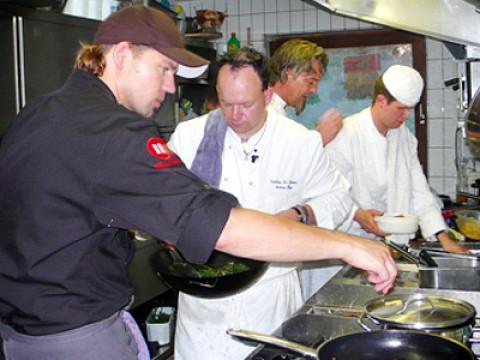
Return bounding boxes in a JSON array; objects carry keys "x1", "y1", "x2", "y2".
[{"x1": 190, "y1": 109, "x2": 228, "y2": 187}]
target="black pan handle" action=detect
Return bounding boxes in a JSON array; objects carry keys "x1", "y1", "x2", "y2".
[{"x1": 418, "y1": 250, "x2": 438, "y2": 267}]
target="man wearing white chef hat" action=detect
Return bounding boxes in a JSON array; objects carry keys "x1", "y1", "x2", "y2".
[{"x1": 326, "y1": 64, "x2": 469, "y2": 253}]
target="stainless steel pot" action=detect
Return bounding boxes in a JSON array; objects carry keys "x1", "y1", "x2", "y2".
[{"x1": 358, "y1": 293, "x2": 477, "y2": 344}]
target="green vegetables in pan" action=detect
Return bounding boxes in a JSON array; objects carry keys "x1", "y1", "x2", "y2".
[{"x1": 192, "y1": 261, "x2": 250, "y2": 278}]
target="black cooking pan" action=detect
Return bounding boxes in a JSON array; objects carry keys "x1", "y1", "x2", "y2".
[
  {"x1": 227, "y1": 328, "x2": 475, "y2": 359},
  {"x1": 150, "y1": 241, "x2": 268, "y2": 298}
]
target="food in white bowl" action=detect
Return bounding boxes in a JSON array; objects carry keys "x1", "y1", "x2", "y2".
[{"x1": 374, "y1": 213, "x2": 419, "y2": 234}]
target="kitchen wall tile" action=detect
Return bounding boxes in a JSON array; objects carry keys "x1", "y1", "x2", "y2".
[
  {"x1": 444, "y1": 118, "x2": 459, "y2": 148},
  {"x1": 330, "y1": 13, "x2": 345, "y2": 30},
  {"x1": 214, "y1": 0, "x2": 226, "y2": 11},
  {"x1": 252, "y1": 14, "x2": 265, "y2": 41},
  {"x1": 443, "y1": 89, "x2": 460, "y2": 119},
  {"x1": 428, "y1": 148, "x2": 444, "y2": 177},
  {"x1": 443, "y1": 59, "x2": 458, "y2": 81},
  {"x1": 444, "y1": 177, "x2": 457, "y2": 198},
  {"x1": 444, "y1": 149, "x2": 457, "y2": 177},
  {"x1": 359, "y1": 19, "x2": 375, "y2": 29},
  {"x1": 442, "y1": 42, "x2": 456, "y2": 60},
  {"x1": 427, "y1": 89, "x2": 444, "y2": 118},
  {"x1": 428, "y1": 177, "x2": 445, "y2": 195},
  {"x1": 290, "y1": 0, "x2": 303, "y2": 11},
  {"x1": 251, "y1": 40, "x2": 264, "y2": 52},
  {"x1": 226, "y1": 15, "x2": 239, "y2": 37},
  {"x1": 304, "y1": 1, "x2": 315, "y2": 10},
  {"x1": 251, "y1": 0, "x2": 264, "y2": 13},
  {"x1": 226, "y1": 0, "x2": 238, "y2": 14},
  {"x1": 317, "y1": 9, "x2": 331, "y2": 31},
  {"x1": 426, "y1": 38, "x2": 442, "y2": 60},
  {"x1": 265, "y1": 0, "x2": 277, "y2": 13},
  {"x1": 344, "y1": 17, "x2": 360, "y2": 30},
  {"x1": 202, "y1": 0, "x2": 214, "y2": 10},
  {"x1": 239, "y1": 15, "x2": 252, "y2": 41},
  {"x1": 185, "y1": 1, "x2": 201, "y2": 15},
  {"x1": 304, "y1": 9, "x2": 317, "y2": 32},
  {"x1": 427, "y1": 119, "x2": 444, "y2": 148},
  {"x1": 265, "y1": 12, "x2": 277, "y2": 34},
  {"x1": 239, "y1": 0, "x2": 251, "y2": 14},
  {"x1": 277, "y1": 12, "x2": 290, "y2": 33},
  {"x1": 290, "y1": 11, "x2": 303, "y2": 33},
  {"x1": 216, "y1": 42, "x2": 227, "y2": 53},
  {"x1": 277, "y1": 0, "x2": 290, "y2": 12},
  {"x1": 427, "y1": 59, "x2": 444, "y2": 89}
]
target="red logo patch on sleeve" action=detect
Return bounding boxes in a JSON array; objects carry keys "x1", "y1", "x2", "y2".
[{"x1": 146, "y1": 137, "x2": 183, "y2": 169}]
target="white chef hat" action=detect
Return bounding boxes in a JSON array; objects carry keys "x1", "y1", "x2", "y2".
[{"x1": 382, "y1": 65, "x2": 424, "y2": 107}]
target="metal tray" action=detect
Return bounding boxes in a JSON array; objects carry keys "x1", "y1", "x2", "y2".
[{"x1": 419, "y1": 256, "x2": 480, "y2": 291}]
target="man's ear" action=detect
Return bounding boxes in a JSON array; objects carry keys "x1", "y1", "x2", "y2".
[
  {"x1": 110, "y1": 42, "x2": 131, "y2": 70},
  {"x1": 264, "y1": 87, "x2": 273, "y2": 104},
  {"x1": 375, "y1": 94, "x2": 388, "y2": 107}
]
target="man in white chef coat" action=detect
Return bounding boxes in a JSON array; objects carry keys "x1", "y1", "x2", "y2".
[
  {"x1": 168, "y1": 48, "x2": 353, "y2": 360},
  {"x1": 325, "y1": 64, "x2": 468, "y2": 253},
  {"x1": 267, "y1": 39, "x2": 349, "y2": 300}
]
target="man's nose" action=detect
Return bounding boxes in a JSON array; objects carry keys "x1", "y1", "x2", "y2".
[
  {"x1": 164, "y1": 74, "x2": 176, "y2": 94},
  {"x1": 232, "y1": 105, "x2": 242, "y2": 119}
]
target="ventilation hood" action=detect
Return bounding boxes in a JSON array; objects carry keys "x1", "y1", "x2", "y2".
[{"x1": 309, "y1": 0, "x2": 480, "y2": 55}]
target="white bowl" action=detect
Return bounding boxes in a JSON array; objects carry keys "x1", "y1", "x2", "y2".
[{"x1": 374, "y1": 213, "x2": 419, "y2": 234}]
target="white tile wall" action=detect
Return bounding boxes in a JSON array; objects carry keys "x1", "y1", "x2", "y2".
[{"x1": 176, "y1": 0, "x2": 462, "y2": 198}]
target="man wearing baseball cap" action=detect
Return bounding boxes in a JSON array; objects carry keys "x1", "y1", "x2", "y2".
[
  {"x1": 326, "y1": 64, "x2": 468, "y2": 253},
  {"x1": 0, "y1": 5, "x2": 399, "y2": 359}
]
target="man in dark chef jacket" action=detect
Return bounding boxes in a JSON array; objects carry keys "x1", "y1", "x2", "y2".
[{"x1": 0, "y1": 5, "x2": 397, "y2": 360}]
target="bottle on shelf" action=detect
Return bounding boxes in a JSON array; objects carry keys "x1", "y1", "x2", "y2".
[{"x1": 227, "y1": 32, "x2": 240, "y2": 53}]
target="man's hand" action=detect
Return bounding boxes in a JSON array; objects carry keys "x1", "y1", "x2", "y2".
[
  {"x1": 316, "y1": 108, "x2": 343, "y2": 146},
  {"x1": 341, "y1": 236, "x2": 398, "y2": 293},
  {"x1": 275, "y1": 208, "x2": 298, "y2": 221},
  {"x1": 354, "y1": 208, "x2": 389, "y2": 237},
  {"x1": 437, "y1": 232, "x2": 471, "y2": 254}
]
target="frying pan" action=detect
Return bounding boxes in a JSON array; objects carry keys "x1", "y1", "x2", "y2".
[
  {"x1": 227, "y1": 328, "x2": 476, "y2": 359},
  {"x1": 150, "y1": 242, "x2": 268, "y2": 298}
]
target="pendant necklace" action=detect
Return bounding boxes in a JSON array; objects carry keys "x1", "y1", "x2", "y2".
[{"x1": 241, "y1": 124, "x2": 267, "y2": 161}]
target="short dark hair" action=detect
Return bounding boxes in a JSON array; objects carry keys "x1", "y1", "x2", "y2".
[
  {"x1": 372, "y1": 76, "x2": 396, "y2": 106},
  {"x1": 216, "y1": 47, "x2": 269, "y2": 90},
  {"x1": 267, "y1": 39, "x2": 328, "y2": 86}
]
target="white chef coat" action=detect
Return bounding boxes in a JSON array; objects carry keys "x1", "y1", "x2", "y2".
[
  {"x1": 325, "y1": 107, "x2": 446, "y2": 244},
  {"x1": 267, "y1": 92, "x2": 350, "y2": 300},
  {"x1": 168, "y1": 108, "x2": 351, "y2": 360}
]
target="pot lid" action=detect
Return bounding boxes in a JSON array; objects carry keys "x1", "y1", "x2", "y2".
[{"x1": 364, "y1": 293, "x2": 476, "y2": 329}]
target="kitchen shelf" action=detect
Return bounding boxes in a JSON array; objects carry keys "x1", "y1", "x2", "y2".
[{"x1": 185, "y1": 31, "x2": 222, "y2": 40}]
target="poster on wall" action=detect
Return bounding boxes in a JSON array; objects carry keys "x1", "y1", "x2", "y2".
[{"x1": 287, "y1": 43, "x2": 416, "y2": 133}]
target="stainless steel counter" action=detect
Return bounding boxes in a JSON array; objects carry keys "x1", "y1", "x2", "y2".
[{"x1": 245, "y1": 259, "x2": 480, "y2": 359}]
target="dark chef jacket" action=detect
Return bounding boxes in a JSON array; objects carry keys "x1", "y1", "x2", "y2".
[{"x1": 0, "y1": 69, "x2": 238, "y2": 336}]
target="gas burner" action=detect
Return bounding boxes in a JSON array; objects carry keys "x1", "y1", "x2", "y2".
[{"x1": 249, "y1": 346, "x2": 303, "y2": 360}]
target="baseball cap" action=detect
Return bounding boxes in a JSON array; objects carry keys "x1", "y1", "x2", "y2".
[
  {"x1": 94, "y1": 5, "x2": 209, "y2": 79},
  {"x1": 382, "y1": 65, "x2": 424, "y2": 107}
]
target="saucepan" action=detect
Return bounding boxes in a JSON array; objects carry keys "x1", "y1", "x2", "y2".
[
  {"x1": 357, "y1": 293, "x2": 479, "y2": 345},
  {"x1": 150, "y1": 241, "x2": 268, "y2": 298},
  {"x1": 227, "y1": 328, "x2": 475, "y2": 359}
]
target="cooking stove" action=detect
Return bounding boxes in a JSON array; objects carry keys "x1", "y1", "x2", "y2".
[{"x1": 244, "y1": 310, "x2": 361, "y2": 359}]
